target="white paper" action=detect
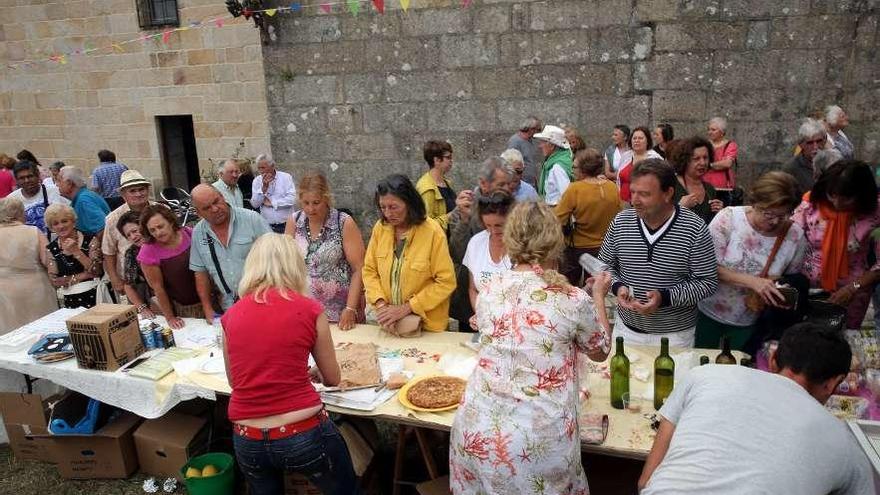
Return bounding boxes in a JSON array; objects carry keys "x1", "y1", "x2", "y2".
[{"x1": 172, "y1": 324, "x2": 220, "y2": 349}]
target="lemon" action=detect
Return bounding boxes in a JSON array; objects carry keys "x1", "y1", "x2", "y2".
[
  {"x1": 185, "y1": 466, "x2": 202, "y2": 478},
  {"x1": 201, "y1": 464, "x2": 219, "y2": 477}
]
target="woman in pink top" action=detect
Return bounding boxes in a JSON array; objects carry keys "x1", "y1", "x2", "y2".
[
  {"x1": 705, "y1": 117, "x2": 739, "y2": 192},
  {"x1": 137, "y1": 204, "x2": 202, "y2": 329},
  {"x1": 221, "y1": 234, "x2": 358, "y2": 495}
]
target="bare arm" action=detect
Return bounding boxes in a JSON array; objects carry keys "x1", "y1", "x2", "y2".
[
  {"x1": 468, "y1": 272, "x2": 478, "y2": 312},
  {"x1": 194, "y1": 271, "x2": 215, "y2": 325},
  {"x1": 142, "y1": 263, "x2": 181, "y2": 328},
  {"x1": 312, "y1": 313, "x2": 341, "y2": 386},
  {"x1": 104, "y1": 254, "x2": 123, "y2": 292},
  {"x1": 339, "y1": 216, "x2": 365, "y2": 330},
  {"x1": 638, "y1": 418, "x2": 675, "y2": 491}
]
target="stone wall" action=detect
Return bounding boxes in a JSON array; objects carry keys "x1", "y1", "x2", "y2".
[
  {"x1": 263, "y1": 0, "x2": 878, "y2": 224},
  {"x1": 0, "y1": 0, "x2": 270, "y2": 186}
]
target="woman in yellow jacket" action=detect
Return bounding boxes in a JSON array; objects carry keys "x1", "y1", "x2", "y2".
[
  {"x1": 363, "y1": 174, "x2": 457, "y2": 333},
  {"x1": 415, "y1": 140, "x2": 457, "y2": 233}
]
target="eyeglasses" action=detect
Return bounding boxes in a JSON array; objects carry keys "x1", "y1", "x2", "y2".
[
  {"x1": 513, "y1": 169, "x2": 524, "y2": 176},
  {"x1": 757, "y1": 208, "x2": 790, "y2": 221},
  {"x1": 441, "y1": 154, "x2": 453, "y2": 161},
  {"x1": 802, "y1": 138, "x2": 826, "y2": 147}
]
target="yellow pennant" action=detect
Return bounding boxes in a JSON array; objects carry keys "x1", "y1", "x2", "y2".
[
  {"x1": 265, "y1": 8, "x2": 277, "y2": 16},
  {"x1": 400, "y1": 0, "x2": 409, "y2": 10}
]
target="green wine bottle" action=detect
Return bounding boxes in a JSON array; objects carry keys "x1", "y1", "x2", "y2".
[
  {"x1": 610, "y1": 336, "x2": 630, "y2": 410},
  {"x1": 699, "y1": 355, "x2": 710, "y2": 366},
  {"x1": 715, "y1": 336, "x2": 737, "y2": 364},
  {"x1": 654, "y1": 337, "x2": 675, "y2": 410}
]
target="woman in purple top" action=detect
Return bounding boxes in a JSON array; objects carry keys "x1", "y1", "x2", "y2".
[{"x1": 138, "y1": 204, "x2": 202, "y2": 329}]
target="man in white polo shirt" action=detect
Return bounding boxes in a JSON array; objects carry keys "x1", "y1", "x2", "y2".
[{"x1": 250, "y1": 154, "x2": 295, "y2": 233}]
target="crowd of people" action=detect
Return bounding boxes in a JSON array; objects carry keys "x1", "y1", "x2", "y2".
[{"x1": 0, "y1": 104, "x2": 876, "y2": 494}]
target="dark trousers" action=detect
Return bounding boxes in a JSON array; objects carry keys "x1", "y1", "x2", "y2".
[
  {"x1": 561, "y1": 246, "x2": 600, "y2": 287},
  {"x1": 232, "y1": 415, "x2": 359, "y2": 495}
]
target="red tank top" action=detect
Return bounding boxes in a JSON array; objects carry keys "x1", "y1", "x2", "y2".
[{"x1": 222, "y1": 288, "x2": 323, "y2": 422}]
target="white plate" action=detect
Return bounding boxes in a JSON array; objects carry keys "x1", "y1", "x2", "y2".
[{"x1": 199, "y1": 356, "x2": 226, "y2": 375}]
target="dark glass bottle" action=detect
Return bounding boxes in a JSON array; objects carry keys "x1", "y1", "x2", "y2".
[
  {"x1": 610, "y1": 336, "x2": 630, "y2": 410},
  {"x1": 654, "y1": 337, "x2": 675, "y2": 410},
  {"x1": 715, "y1": 337, "x2": 737, "y2": 365},
  {"x1": 699, "y1": 355, "x2": 710, "y2": 366}
]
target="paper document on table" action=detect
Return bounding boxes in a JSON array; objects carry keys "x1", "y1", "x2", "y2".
[
  {"x1": 0, "y1": 308, "x2": 86, "y2": 352},
  {"x1": 173, "y1": 324, "x2": 220, "y2": 349},
  {"x1": 321, "y1": 387, "x2": 397, "y2": 411}
]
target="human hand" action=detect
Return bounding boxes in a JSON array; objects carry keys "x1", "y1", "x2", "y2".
[
  {"x1": 261, "y1": 173, "x2": 274, "y2": 193},
  {"x1": 468, "y1": 314, "x2": 478, "y2": 331},
  {"x1": 376, "y1": 303, "x2": 411, "y2": 328},
  {"x1": 203, "y1": 310, "x2": 214, "y2": 326},
  {"x1": 455, "y1": 190, "x2": 474, "y2": 219},
  {"x1": 631, "y1": 290, "x2": 661, "y2": 315},
  {"x1": 60, "y1": 237, "x2": 78, "y2": 255},
  {"x1": 591, "y1": 272, "x2": 612, "y2": 299},
  {"x1": 616, "y1": 285, "x2": 636, "y2": 311},
  {"x1": 679, "y1": 194, "x2": 698, "y2": 209},
  {"x1": 140, "y1": 306, "x2": 156, "y2": 319},
  {"x1": 262, "y1": 197, "x2": 272, "y2": 207},
  {"x1": 829, "y1": 284, "x2": 857, "y2": 307},
  {"x1": 338, "y1": 307, "x2": 357, "y2": 331},
  {"x1": 709, "y1": 199, "x2": 724, "y2": 213},
  {"x1": 750, "y1": 277, "x2": 786, "y2": 307},
  {"x1": 167, "y1": 316, "x2": 185, "y2": 330},
  {"x1": 110, "y1": 276, "x2": 125, "y2": 293}
]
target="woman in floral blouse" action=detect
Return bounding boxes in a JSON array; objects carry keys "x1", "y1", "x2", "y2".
[
  {"x1": 285, "y1": 172, "x2": 365, "y2": 330},
  {"x1": 791, "y1": 160, "x2": 880, "y2": 329},
  {"x1": 449, "y1": 201, "x2": 612, "y2": 494},
  {"x1": 697, "y1": 172, "x2": 806, "y2": 350}
]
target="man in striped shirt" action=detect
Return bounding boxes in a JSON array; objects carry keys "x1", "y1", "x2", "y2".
[{"x1": 599, "y1": 159, "x2": 718, "y2": 348}]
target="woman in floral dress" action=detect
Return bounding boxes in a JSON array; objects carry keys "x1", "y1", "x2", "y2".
[
  {"x1": 285, "y1": 172, "x2": 366, "y2": 330},
  {"x1": 450, "y1": 201, "x2": 612, "y2": 494},
  {"x1": 696, "y1": 171, "x2": 806, "y2": 350}
]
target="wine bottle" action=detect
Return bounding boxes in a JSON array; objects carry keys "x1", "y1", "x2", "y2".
[
  {"x1": 654, "y1": 337, "x2": 675, "y2": 410},
  {"x1": 699, "y1": 355, "x2": 710, "y2": 366},
  {"x1": 610, "y1": 336, "x2": 630, "y2": 410},
  {"x1": 740, "y1": 357, "x2": 752, "y2": 367},
  {"x1": 715, "y1": 337, "x2": 737, "y2": 364}
]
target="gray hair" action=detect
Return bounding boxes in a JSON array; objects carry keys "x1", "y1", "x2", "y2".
[
  {"x1": 798, "y1": 118, "x2": 827, "y2": 142},
  {"x1": 519, "y1": 116, "x2": 543, "y2": 133},
  {"x1": 825, "y1": 105, "x2": 846, "y2": 127},
  {"x1": 708, "y1": 117, "x2": 727, "y2": 133},
  {"x1": 478, "y1": 156, "x2": 514, "y2": 182},
  {"x1": 500, "y1": 148, "x2": 524, "y2": 166},
  {"x1": 60, "y1": 165, "x2": 86, "y2": 187},
  {"x1": 0, "y1": 197, "x2": 25, "y2": 224},
  {"x1": 813, "y1": 148, "x2": 843, "y2": 176},
  {"x1": 255, "y1": 154, "x2": 275, "y2": 168},
  {"x1": 219, "y1": 159, "x2": 238, "y2": 173}
]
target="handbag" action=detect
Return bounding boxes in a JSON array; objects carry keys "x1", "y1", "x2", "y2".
[{"x1": 745, "y1": 222, "x2": 792, "y2": 313}]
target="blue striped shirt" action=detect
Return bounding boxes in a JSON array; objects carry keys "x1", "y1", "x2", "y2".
[{"x1": 92, "y1": 162, "x2": 128, "y2": 198}]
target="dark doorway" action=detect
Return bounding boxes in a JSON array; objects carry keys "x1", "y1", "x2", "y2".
[{"x1": 156, "y1": 115, "x2": 200, "y2": 191}]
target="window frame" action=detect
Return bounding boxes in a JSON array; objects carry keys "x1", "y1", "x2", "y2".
[{"x1": 136, "y1": 0, "x2": 180, "y2": 29}]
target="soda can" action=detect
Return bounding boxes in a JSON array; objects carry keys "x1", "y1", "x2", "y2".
[{"x1": 139, "y1": 321, "x2": 157, "y2": 350}]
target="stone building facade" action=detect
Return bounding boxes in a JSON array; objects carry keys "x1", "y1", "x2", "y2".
[
  {"x1": 0, "y1": 0, "x2": 270, "y2": 189},
  {"x1": 262, "y1": 0, "x2": 878, "y2": 223}
]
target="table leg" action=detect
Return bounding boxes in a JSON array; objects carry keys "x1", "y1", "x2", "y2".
[
  {"x1": 392, "y1": 425, "x2": 408, "y2": 495},
  {"x1": 413, "y1": 428, "x2": 440, "y2": 480}
]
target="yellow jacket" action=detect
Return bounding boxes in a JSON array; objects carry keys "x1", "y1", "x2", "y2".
[
  {"x1": 415, "y1": 172, "x2": 453, "y2": 232},
  {"x1": 362, "y1": 217, "x2": 456, "y2": 332}
]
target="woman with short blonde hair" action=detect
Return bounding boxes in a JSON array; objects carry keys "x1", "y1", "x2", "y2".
[
  {"x1": 0, "y1": 197, "x2": 58, "y2": 334},
  {"x1": 43, "y1": 203, "x2": 104, "y2": 308},
  {"x1": 450, "y1": 201, "x2": 612, "y2": 493},
  {"x1": 221, "y1": 232, "x2": 358, "y2": 494}
]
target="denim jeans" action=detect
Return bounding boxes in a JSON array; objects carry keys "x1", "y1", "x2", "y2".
[{"x1": 232, "y1": 415, "x2": 360, "y2": 495}]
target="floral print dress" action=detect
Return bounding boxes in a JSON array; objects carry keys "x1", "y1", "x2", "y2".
[
  {"x1": 450, "y1": 271, "x2": 610, "y2": 495},
  {"x1": 290, "y1": 209, "x2": 353, "y2": 322}
]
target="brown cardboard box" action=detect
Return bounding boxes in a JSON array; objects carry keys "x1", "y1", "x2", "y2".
[
  {"x1": 50, "y1": 412, "x2": 141, "y2": 479},
  {"x1": 0, "y1": 392, "x2": 58, "y2": 462},
  {"x1": 65, "y1": 304, "x2": 145, "y2": 371},
  {"x1": 134, "y1": 411, "x2": 209, "y2": 479}
]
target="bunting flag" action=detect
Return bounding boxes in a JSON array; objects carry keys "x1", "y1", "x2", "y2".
[
  {"x1": 347, "y1": 0, "x2": 359, "y2": 15},
  {"x1": 6, "y1": 1, "x2": 479, "y2": 71}
]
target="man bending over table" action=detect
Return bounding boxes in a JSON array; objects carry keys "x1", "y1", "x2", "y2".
[{"x1": 638, "y1": 322, "x2": 874, "y2": 494}]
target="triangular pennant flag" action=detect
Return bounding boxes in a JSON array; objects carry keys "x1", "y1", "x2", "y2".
[
  {"x1": 243, "y1": 8, "x2": 253, "y2": 16},
  {"x1": 214, "y1": 17, "x2": 224, "y2": 27},
  {"x1": 372, "y1": 0, "x2": 385, "y2": 13},
  {"x1": 179, "y1": 25, "x2": 189, "y2": 31},
  {"x1": 112, "y1": 43, "x2": 125, "y2": 53},
  {"x1": 265, "y1": 8, "x2": 277, "y2": 16},
  {"x1": 462, "y1": 0, "x2": 472, "y2": 6},
  {"x1": 319, "y1": 3, "x2": 331, "y2": 13},
  {"x1": 400, "y1": 0, "x2": 410, "y2": 11},
  {"x1": 347, "y1": 0, "x2": 359, "y2": 16},
  {"x1": 290, "y1": 2, "x2": 302, "y2": 11},
  {"x1": 161, "y1": 30, "x2": 172, "y2": 43},
  {"x1": 190, "y1": 20, "x2": 200, "y2": 27}
]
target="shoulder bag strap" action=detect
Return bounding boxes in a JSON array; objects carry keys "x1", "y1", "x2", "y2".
[
  {"x1": 759, "y1": 221, "x2": 792, "y2": 278},
  {"x1": 205, "y1": 234, "x2": 237, "y2": 301}
]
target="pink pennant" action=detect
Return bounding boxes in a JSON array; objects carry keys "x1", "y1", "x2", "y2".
[
  {"x1": 214, "y1": 17, "x2": 224, "y2": 28},
  {"x1": 161, "y1": 30, "x2": 172, "y2": 44},
  {"x1": 372, "y1": 0, "x2": 384, "y2": 13},
  {"x1": 319, "y1": 3, "x2": 331, "y2": 13}
]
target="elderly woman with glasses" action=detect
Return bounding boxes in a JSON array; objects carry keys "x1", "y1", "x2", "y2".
[
  {"x1": 43, "y1": 203, "x2": 104, "y2": 308},
  {"x1": 500, "y1": 149, "x2": 539, "y2": 202},
  {"x1": 416, "y1": 140, "x2": 459, "y2": 234},
  {"x1": 696, "y1": 172, "x2": 806, "y2": 350},
  {"x1": 363, "y1": 174, "x2": 456, "y2": 333}
]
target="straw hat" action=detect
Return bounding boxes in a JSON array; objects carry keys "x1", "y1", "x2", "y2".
[
  {"x1": 533, "y1": 125, "x2": 571, "y2": 150},
  {"x1": 118, "y1": 170, "x2": 151, "y2": 191}
]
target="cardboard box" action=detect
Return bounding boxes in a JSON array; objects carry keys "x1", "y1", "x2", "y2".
[
  {"x1": 0, "y1": 392, "x2": 57, "y2": 462},
  {"x1": 134, "y1": 411, "x2": 209, "y2": 479},
  {"x1": 65, "y1": 304, "x2": 145, "y2": 371},
  {"x1": 50, "y1": 412, "x2": 141, "y2": 479}
]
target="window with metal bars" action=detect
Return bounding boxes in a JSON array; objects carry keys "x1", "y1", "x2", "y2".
[{"x1": 136, "y1": 0, "x2": 180, "y2": 29}]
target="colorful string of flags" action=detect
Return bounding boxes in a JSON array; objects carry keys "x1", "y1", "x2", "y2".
[{"x1": 6, "y1": 0, "x2": 473, "y2": 71}]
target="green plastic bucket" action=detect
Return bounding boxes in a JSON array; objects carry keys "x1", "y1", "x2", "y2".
[{"x1": 180, "y1": 452, "x2": 235, "y2": 495}]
